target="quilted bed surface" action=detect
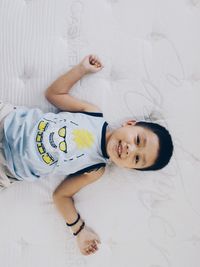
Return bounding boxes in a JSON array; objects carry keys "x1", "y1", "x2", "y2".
[{"x1": 0, "y1": 0, "x2": 200, "y2": 266}]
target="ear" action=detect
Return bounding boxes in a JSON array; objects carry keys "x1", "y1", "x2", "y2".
[{"x1": 122, "y1": 120, "x2": 137, "y2": 127}]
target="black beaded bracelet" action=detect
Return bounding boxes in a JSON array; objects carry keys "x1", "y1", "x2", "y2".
[
  {"x1": 73, "y1": 221, "x2": 85, "y2": 236},
  {"x1": 66, "y1": 213, "x2": 80, "y2": 227}
]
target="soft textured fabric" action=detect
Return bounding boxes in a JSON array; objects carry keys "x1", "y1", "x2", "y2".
[
  {"x1": 3, "y1": 108, "x2": 109, "y2": 181},
  {"x1": 0, "y1": 1, "x2": 200, "y2": 266}
]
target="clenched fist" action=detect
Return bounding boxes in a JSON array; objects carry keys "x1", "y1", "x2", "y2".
[{"x1": 79, "y1": 54, "x2": 104, "y2": 74}]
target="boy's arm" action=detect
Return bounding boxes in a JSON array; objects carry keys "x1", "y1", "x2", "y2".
[
  {"x1": 53, "y1": 167, "x2": 105, "y2": 256},
  {"x1": 45, "y1": 55, "x2": 103, "y2": 112}
]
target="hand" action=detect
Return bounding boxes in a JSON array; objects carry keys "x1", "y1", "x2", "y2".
[
  {"x1": 79, "y1": 54, "x2": 104, "y2": 74},
  {"x1": 76, "y1": 226, "x2": 101, "y2": 256}
]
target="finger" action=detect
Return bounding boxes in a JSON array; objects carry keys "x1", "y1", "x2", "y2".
[
  {"x1": 93, "y1": 63, "x2": 101, "y2": 69},
  {"x1": 95, "y1": 59, "x2": 100, "y2": 65},
  {"x1": 88, "y1": 245, "x2": 94, "y2": 251},
  {"x1": 91, "y1": 241, "x2": 98, "y2": 248},
  {"x1": 94, "y1": 57, "x2": 100, "y2": 64},
  {"x1": 91, "y1": 55, "x2": 100, "y2": 65},
  {"x1": 96, "y1": 56, "x2": 102, "y2": 64},
  {"x1": 92, "y1": 55, "x2": 98, "y2": 61},
  {"x1": 95, "y1": 239, "x2": 101, "y2": 244},
  {"x1": 85, "y1": 248, "x2": 93, "y2": 255},
  {"x1": 91, "y1": 246, "x2": 98, "y2": 252},
  {"x1": 89, "y1": 247, "x2": 97, "y2": 254},
  {"x1": 89, "y1": 56, "x2": 102, "y2": 68},
  {"x1": 97, "y1": 61, "x2": 103, "y2": 68},
  {"x1": 89, "y1": 246, "x2": 97, "y2": 253},
  {"x1": 89, "y1": 55, "x2": 95, "y2": 64},
  {"x1": 96, "y1": 57, "x2": 101, "y2": 65},
  {"x1": 84, "y1": 248, "x2": 90, "y2": 255},
  {"x1": 91, "y1": 243, "x2": 98, "y2": 249}
]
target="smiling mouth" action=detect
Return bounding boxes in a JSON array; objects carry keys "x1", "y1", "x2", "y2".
[{"x1": 117, "y1": 140, "x2": 122, "y2": 157}]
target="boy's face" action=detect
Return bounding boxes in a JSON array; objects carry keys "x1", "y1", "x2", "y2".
[{"x1": 106, "y1": 121, "x2": 159, "y2": 169}]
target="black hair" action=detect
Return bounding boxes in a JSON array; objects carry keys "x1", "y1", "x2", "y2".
[{"x1": 135, "y1": 121, "x2": 173, "y2": 171}]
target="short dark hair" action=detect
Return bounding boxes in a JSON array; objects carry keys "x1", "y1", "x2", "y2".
[{"x1": 135, "y1": 121, "x2": 173, "y2": 171}]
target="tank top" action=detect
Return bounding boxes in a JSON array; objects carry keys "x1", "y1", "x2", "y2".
[{"x1": 3, "y1": 107, "x2": 109, "y2": 180}]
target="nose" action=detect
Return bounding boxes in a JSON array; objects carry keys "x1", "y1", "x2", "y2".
[
  {"x1": 124, "y1": 143, "x2": 136, "y2": 156},
  {"x1": 128, "y1": 143, "x2": 135, "y2": 153}
]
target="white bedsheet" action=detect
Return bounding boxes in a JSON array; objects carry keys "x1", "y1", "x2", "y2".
[{"x1": 0, "y1": 0, "x2": 200, "y2": 266}]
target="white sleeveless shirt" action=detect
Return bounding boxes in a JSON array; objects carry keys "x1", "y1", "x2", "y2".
[{"x1": 3, "y1": 108, "x2": 109, "y2": 180}]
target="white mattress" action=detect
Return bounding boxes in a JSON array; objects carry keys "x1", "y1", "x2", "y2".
[{"x1": 0, "y1": 0, "x2": 200, "y2": 266}]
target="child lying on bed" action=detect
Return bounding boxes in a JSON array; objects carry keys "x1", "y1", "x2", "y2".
[{"x1": 0, "y1": 55, "x2": 173, "y2": 256}]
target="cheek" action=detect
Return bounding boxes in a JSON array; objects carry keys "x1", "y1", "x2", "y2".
[
  {"x1": 114, "y1": 128, "x2": 127, "y2": 139},
  {"x1": 114, "y1": 156, "x2": 134, "y2": 168}
]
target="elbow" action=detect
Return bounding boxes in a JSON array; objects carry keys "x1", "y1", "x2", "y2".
[
  {"x1": 52, "y1": 187, "x2": 72, "y2": 203},
  {"x1": 45, "y1": 89, "x2": 57, "y2": 107},
  {"x1": 45, "y1": 85, "x2": 58, "y2": 101}
]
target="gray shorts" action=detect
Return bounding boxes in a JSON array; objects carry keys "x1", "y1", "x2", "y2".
[{"x1": 0, "y1": 101, "x2": 17, "y2": 187}]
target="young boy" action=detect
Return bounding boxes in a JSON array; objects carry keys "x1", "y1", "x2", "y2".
[{"x1": 0, "y1": 55, "x2": 173, "y2": 256}]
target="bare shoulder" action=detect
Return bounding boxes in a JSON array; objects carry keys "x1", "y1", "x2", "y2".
[{"x1": 84, "y1": 167, "x2": 105, "y2": 181}]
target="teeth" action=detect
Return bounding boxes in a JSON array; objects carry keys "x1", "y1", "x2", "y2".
[
  {"x1": 116, "y1": 141, "x2": 122, "y2": 157},
  {"x1": 118, "y1": 142, "x2": 121, "y2": 157}
]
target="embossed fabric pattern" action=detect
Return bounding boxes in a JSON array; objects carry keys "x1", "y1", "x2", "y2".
[{"x1": 0, "y1": 0, "x2": 199, "y2": 267}]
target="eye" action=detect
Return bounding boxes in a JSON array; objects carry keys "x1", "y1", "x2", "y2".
[
  {"x1": 136, "y1": 135, "x2": 140, "y2": 145},
  {"x1": 135, "y1": 155, "x2": 140, "y2": 164}
]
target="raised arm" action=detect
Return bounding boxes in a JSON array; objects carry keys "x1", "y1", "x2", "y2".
[
  {"x1": 53, "y1": 167, "x2": 105, "y2": 256},
  {"x1": 45, "y1": 55, "x2": 103, "y2": 112}
]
